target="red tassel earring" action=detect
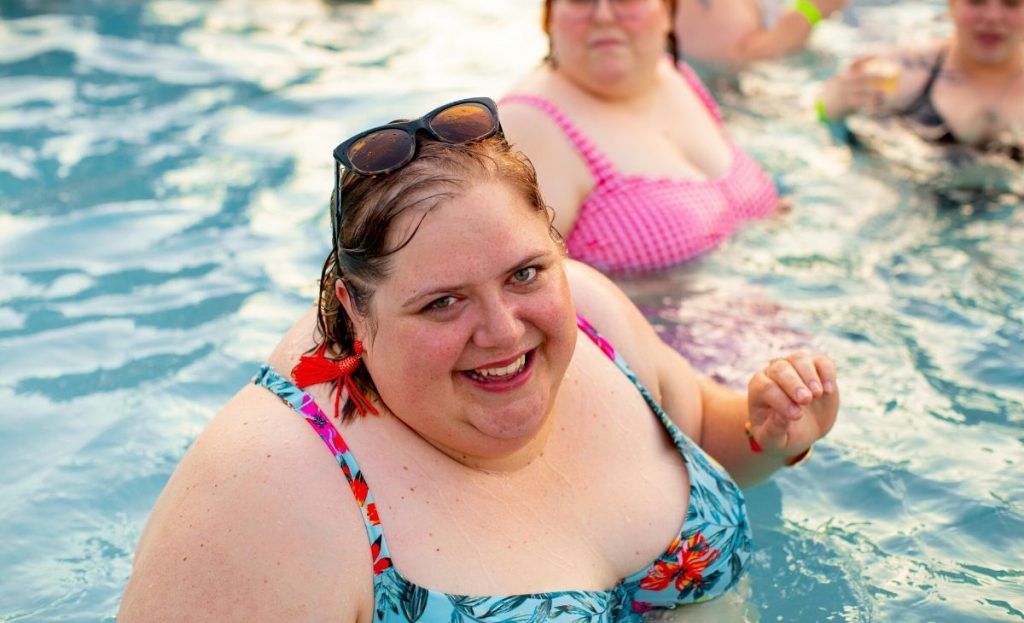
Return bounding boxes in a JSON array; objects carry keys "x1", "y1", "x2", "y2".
[{"x1": 292, "y1": 340, "x2": 379, "y2": 419}]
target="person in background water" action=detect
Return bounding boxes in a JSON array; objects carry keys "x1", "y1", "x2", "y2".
[
  {"x1": 499, "y1": 0, "x2": 781, "y2": 276},
  {"x1": 819, "y1": 0, "x2": 1024, "y2": 162},
  {"x1": 119, "y1": 98, "x2": 839, "y2": 621},
  {"x1": 673, "y1": 0, "x2": 847, "y2": 67}
]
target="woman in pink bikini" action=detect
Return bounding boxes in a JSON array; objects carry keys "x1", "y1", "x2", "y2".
[{"x1": 500, "y1": 0, "x2": 782, "y2": 276}]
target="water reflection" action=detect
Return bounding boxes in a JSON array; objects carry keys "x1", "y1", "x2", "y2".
[{"x1": 0, "y1": 1, "x2": 1021, "y2": 621}]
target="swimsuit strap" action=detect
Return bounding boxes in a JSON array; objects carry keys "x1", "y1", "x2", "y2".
[
  {"x1": 500, "y1": 94, "x2": 617, "y2": 184},
  {"x1": 575, "y1": 315, "x2": 703, "y2": 460},
  {"x1": 253, "y1": 365, "x2": 394, "y2": 576},
  {"x1": 676, "y1": 61, "x2": 724, "y2": 126},
  {"x1": 575, "y1": 314, "x2": 741, "y2": 520},
  {"x1": 903, "y1": 49, "x2": 946, "y2": 121},
  {"x1": 922, "y1": 49, "x2": 946, "y2": 101}
]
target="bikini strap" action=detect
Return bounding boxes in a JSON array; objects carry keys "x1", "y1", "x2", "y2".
[
  {"x1": 902, "y1": 49, "x2": 945, "y2": 117},
  {"x1": 676, "y1": 61, "x2": 724, "y2": 126},
  {"x1": 500, "y1": 94, "x2": 617, "y2": 184},
  {"x1": 253, "y1": 365, "x2": 394, "y2": 577},
  {"x1": 574, "y1": 315, "x2": 737, "y2": 486},
  {"x1": 575, "y1": 316, "x2": 692, "y2": 452}
]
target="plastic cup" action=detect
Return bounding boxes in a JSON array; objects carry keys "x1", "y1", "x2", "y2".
[{"x1": 862, "y1": 58, "x2": 902, "y2": 94}]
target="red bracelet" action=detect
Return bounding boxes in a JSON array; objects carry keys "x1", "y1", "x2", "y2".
[
  {"x1": 784, "y1": 446, "x2": 813, "y2": 467},
  {"x1": 744, "y1": 420, "x2": 762, "y2": 453},
  {"x1": 745, "y1": 420, "x2": 813, "y2": 467}
]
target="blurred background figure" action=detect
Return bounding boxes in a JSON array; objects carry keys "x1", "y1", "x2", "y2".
[
  {"x1": 819, "y1": 0, "x2": 1024, "y2": 162},
  {"x1": 500, "y1": 0, "x2": 781, "y2": 276},
  {"x1": 674, "y1": 0, "x2": 848, "y2": 67}
]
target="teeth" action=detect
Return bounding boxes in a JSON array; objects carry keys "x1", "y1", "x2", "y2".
[{"x1": 474, "y1": 354, "x2": 526, "y2": 379}]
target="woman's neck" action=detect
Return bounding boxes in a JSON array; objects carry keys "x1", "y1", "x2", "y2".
[
  {"x1": 392, "y1": 403, "x2": 560, "y2": 473},
  {"x1": 551, "y1": 59, "x2": 662, "y2": 104}
]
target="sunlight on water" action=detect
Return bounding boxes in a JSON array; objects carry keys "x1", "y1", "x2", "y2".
[{"x1": 0, "y1": 0, "x2": 1021, "y2": 621}]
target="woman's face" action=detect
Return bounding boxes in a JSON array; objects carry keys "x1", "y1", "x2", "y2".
[
  {"x1": 547, "y1": 0, "x2": 672, "y2": 87},
  {"x1": 352, "y1": 179, "x2": 577, "y2": 466},
  {"x1": 950, "y1": 0, "x2": 1024, "y2": 66}
]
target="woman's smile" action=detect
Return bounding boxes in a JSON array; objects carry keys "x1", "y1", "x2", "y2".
[
  {"x1": 359, "y1": 178, "x2": 577, "y2": 462},
  {"x1": 974, "y1": 31, "x2": 1005, "y2": 48},
  {"x1": 461, "y1": 349, "x2": 536, "y2": 392}
]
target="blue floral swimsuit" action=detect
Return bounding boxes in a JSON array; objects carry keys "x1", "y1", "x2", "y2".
[{"x1": 254, "y1": 316, "x2": 752, "y2": 621}]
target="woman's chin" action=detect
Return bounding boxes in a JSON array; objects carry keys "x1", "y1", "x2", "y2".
[{"x1": 470, "y1": 403, "x2": 548, "y2": 443}]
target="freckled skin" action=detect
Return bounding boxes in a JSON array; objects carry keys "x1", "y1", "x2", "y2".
[{"x1": 346, "y1": 180, "x2": 578, "y2": 469}]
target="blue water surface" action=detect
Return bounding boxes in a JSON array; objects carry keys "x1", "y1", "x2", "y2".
[{"x1": 0, "y1": 1, "x2": 1021, "y2": 621}]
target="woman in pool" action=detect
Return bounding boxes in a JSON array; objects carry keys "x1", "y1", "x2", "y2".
[
  {"x1": 819, "y1": 0, "x2": 1024, "y2": 162},
  {"x1": 674, "y1": 0, "x2": 847, "y2": 67},
  {"x1": 499, "y1": 0, "x2": 781, "y2": 275},
  {"x1": 119, "y1": 97, "x2": 839, "y2": 621}
]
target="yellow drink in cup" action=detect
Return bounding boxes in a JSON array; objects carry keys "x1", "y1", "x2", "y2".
[{"x1": 862, "y1": 58, "x2": 902, "y2": 94}]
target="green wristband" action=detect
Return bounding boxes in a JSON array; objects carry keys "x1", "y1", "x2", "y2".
[
  {"x1": 794, "y1": 0, "x2": 822, "y2": 26},
  {"x1": 814, "y1": 98, "x2": 853, "y2": 144},
  {"x1": 815, "y1": 98, "x2": 829, "y2": 123}
]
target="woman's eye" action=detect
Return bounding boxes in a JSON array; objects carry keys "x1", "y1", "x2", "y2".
[
  {"x1": 427, "y1": 296, "x2": 457, "y2": 311},
  {"x1": 512, "y1": 267, "x2": 538, "y2": 284}
]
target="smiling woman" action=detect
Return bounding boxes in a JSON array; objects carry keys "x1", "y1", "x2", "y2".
[{"x1": 117, "y1": 97, "x2": 839, "y2": 621}]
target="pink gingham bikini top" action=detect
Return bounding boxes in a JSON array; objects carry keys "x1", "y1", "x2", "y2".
[{"x1": 501, "y1": 63, "x2": 778, "y2": 275}]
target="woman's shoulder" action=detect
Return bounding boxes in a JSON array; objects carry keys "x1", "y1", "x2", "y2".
[
  {"x1": 499, "y1": 76, "x2": 571, "y2": 137},
  {"x1": 895, "y1": 39, "x2": 947, "y2": 61},
  {"x1": 852, "y1": 39, "x2": 945, "y2": 77},
  {"x1": 499, "y1": 81, "x2": 593, "y2": 234},
  {"x1": 119, "y1": 380, "x2": 373, "y2": 620},
  {"x1": 267, "y1": 305, "x2": 320, "y2": 371},
  {"x1": 564, "y1": 260, "x2": 703, "y2": 437},
  {"x1": 564, "y1": 261, "x2": 662, "y2": 378}
]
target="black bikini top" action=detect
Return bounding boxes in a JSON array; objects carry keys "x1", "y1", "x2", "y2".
[{"x1": 901, "y1": 50, "x2": 1023, "y2": 163}]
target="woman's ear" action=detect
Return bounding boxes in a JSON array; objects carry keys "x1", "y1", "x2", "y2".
[{"x1": 335, "y1": 279, "x2": 368, "y2": 344}]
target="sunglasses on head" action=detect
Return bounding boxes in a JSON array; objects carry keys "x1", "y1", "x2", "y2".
[{"x1": 331, "y1": 97, "x2": 502, "y2": 243}]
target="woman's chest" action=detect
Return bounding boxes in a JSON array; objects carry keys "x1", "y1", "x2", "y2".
[
  {"x1": 606, "y1": 127, "x2": 733, "y2": 181},
  {"x1": 934, "y1": 82, "x2": 1024, "y2": 147},
  {"x1": 346, "y1": 372, "x2": 692, "y2": 596},
  {"x1": 581, "y1": 101, "x2": 734, "y2": 181}
]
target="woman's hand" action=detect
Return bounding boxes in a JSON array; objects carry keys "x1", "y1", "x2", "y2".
[
  {"x1": 821, "y1": 55, "x2": 902, "y2": 120},
  {"x1": 746, "y1": 352, "x2": 839, "y2": 457}
]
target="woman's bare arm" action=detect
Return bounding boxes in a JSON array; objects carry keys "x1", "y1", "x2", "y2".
[
  {"x1": 565, "y1": 260, "x2": 838, "y2": 488},
  {"x1": 119, "y1": 383, "x2": 372, "y2": 622}
]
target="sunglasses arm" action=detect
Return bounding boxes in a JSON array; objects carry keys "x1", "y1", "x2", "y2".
[{"x1": 332, "y1": 163, "x2": 342, "y2": 267}]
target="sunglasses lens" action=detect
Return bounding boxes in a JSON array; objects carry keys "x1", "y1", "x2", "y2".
[
  {"x1": 429, "y1": 103, "x2": 497, "y2": 143},
  {"x1": 346, "y1": 128, "x2": 415, "y2": 175}
]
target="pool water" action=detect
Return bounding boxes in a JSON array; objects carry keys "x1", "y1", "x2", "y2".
[{"x1": 1, "y1": 1, "x2": 1021, "y2": 621}]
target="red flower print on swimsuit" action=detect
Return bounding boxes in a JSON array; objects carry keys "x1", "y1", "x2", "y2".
[
  {"x1": 365, "y1": 502, "x2": 381, "y2": 525},
  {"x1": 639, "y1": 532, "x2": 720, "y2": 593},
  {"x1": 631, "y1": 600, "x2": 655, "y2": 614},
  {"x1": 370, "y1": 536, "x2": 392, "y2": 576},
  {"x1": 350, "y1": 474, "x2": 369, "y2": 507}
]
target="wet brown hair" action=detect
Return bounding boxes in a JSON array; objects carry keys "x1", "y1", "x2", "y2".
[
  {"x1": 316, "y1": 133, "x2": 559, "y2": 419},
  {"x1": 541, "y1": 0, "x2": 679, "y2": 62}
]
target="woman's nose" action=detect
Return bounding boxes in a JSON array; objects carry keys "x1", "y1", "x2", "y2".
[
  {"x1": 473, "y1": 297, "x2": 524, "y2": 350},
  {"x1": 592, "y1": 0, "x2": 617, "y2": 22}
]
